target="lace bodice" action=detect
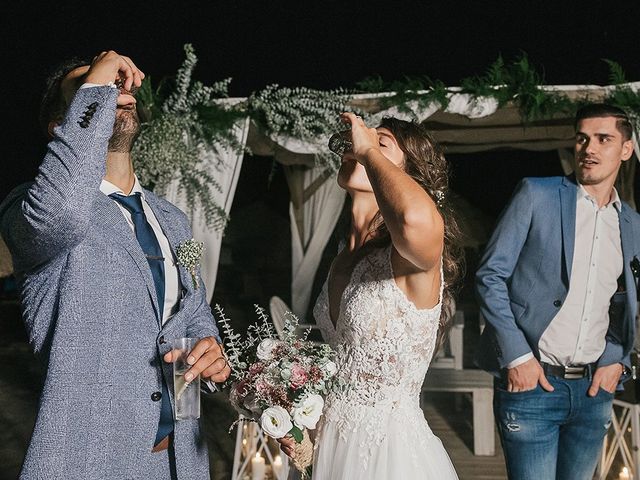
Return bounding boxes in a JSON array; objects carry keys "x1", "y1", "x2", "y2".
[{"x1": 313, "y1": 244, "x2": 444, "y2": 453}]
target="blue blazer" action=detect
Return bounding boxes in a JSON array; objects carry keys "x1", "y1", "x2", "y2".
[
  {"x1": 475, "y1": 175, "x2": 640, "y2": 376},
  {"x1": 0, "y1": 86, "x2": 219, "y2": 479}
]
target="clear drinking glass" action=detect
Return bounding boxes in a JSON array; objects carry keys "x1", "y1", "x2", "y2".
[
  {"x1": 328, "y1": 130, "x2": 353, "y2": 156},
  {"x1": 172, "y1": 337, "x2": 201, "y2": 420}
]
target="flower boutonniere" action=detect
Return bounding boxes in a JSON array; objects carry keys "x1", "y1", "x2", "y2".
[{"x1": 176, "y1": 239, "x2": 204, "y2": 289}]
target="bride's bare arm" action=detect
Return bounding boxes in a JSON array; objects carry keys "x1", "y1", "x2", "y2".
[{"x1": 344, "y1": 113, "x2": 444, "y2": 272}]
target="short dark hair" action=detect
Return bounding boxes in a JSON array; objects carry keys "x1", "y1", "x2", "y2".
[
  {"x1": 38, "y1": 57, "x2": 89, "y2": 137},
  {"x1": 575, "y1": 103, "x2": 633, "y2": 141}
]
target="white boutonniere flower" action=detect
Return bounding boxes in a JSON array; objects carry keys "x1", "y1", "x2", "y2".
[{"x1": 176, "y1": 238, "x2": 204, "y2": 289}]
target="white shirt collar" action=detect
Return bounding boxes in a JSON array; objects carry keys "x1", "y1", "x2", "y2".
[
  {"x1": 99, "y1": 176, "x2": 144, "y2": 199},
  {"x1": 577, "y1": 183, "x2": 621, "y2": 211}
]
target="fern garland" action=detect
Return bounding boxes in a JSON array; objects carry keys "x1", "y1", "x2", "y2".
[
  {"x1": 133, "y1": 46, "x2": 639, "y2": 232},
  {"x1": 358, "y1": 53, "x2": 588, "y2": 121}
]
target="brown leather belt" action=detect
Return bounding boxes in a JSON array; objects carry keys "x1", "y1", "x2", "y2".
[{"x1": 540, "y1": 362, "x2": 596, "y2": 380}]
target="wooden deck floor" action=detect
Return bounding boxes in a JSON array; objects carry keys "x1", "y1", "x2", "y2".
[{"x1": 424, "y1": 392, "x2": 507, "y2": 480}]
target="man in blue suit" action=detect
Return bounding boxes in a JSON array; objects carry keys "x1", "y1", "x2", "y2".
[
  {"x1": 476, "y1": 104, "x2": 640, "y2": 480},
  {"x1": 1, "y1": 51, "x2": 230, "y2": 479}
]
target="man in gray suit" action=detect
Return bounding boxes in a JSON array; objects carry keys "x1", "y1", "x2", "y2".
[{"x1": 1, "y1": 51, "x2": 230, "y2": 479}]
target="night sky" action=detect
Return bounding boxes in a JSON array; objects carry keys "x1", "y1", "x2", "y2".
[{"x1": 4, "y1": 1, "x2": 640, "y2": 200}]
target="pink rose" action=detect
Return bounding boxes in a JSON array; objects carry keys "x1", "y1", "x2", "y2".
[{"x1": 290, "y1": 364, "x2": 308, "y2": 389}]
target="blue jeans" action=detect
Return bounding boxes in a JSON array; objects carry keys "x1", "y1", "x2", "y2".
[{"x1": 494, "y1": 375, "x2": 613, "y2": 480}]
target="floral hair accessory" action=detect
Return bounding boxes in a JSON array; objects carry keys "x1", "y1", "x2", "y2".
[{"x1": 433, "y1": 189, "x2": 445, "y2": 207}]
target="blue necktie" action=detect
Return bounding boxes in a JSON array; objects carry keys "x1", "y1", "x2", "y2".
[
  {"x1": 109, "y1": 193, "x2": 165, "y2": 310},
  {"x1": 109, "y1": 192, "x2": 174, "y2": 446}
]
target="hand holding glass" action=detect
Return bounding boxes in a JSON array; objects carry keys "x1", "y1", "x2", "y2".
[{"x1": 172, "y1": 337, "x2": 201, "y2": 420}]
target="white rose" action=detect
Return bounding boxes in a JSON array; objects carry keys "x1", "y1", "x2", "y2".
[
  {"x1": 256, "y1": 338, "x2": 282, "y2": 361},
  {"x1": 260, "y1": 406, "x2": 293, "y2": 439},
  {"x1": 292, "y1": 394, "x2": 324, "y2": 430},
  {"x1": 323, "y1": 360, "x2": 337, "y2": 376}
]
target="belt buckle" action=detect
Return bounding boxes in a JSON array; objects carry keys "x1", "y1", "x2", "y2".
[{"x1": 564, "y1": 365, "x2": 585, "y2": 379}]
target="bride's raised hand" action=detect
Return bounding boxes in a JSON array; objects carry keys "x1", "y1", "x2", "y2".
[{"x1": 340, "y1": 112, "x2": 380, "y2": 164}]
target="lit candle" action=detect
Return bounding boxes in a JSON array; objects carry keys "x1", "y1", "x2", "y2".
[
  {"x1": 273, "y1": 454, "x2": 284, "y2": 479},
  {"x1": 619, "y1": 466, "x2": 631, "y2": 480},
  {"x1": 251, "y1": 452, "x2": 266, "y2": 480}
]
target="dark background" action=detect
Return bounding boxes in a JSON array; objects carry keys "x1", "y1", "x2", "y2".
[{"x1": 3, "y1": 0, "x2": 640, "y2": 201}]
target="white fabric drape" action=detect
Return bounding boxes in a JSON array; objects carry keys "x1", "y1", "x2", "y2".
[
  {"x1": 163, "y1": 117, "x2": 250, "y2": 301},
  {"x1": 286, "y1": 165, "x2": 346, "y2": 318},
  {"x1": 368, "y1": 93, "x2": 499, "y2": 125}
]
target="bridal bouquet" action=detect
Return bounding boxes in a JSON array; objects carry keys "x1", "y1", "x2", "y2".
[{"x1": 215, "y1": 304, "x2": 337, "y2": 474}]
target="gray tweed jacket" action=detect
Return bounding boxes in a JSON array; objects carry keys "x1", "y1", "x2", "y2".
[{"x1": 0, "y1": 86, "x2": 220, "y2": 479}]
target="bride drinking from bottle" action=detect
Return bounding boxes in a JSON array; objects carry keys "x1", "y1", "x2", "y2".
[{"x1": 280, "y1": 113, "x2": 463, "y2": 479}]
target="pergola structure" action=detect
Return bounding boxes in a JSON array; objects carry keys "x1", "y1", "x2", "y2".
[{"x1": 2, "y1": 83, "x2": 639, "y2": 318}]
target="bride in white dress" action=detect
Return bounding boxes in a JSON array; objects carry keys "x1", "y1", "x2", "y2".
[{"x1": 281, "y1": 113, "x2": 463, "y2": 479}]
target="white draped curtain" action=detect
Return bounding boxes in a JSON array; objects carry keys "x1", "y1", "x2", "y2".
[
  {"x1": 163, "y1": 117, "x2": 250, "y2": 301},
  {"x1": 284, "y1": 165, "x2": 346, "y2": 318}
]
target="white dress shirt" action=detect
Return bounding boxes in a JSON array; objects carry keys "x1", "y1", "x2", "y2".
[
  {"x1": 509, "y1": 185, "x2": 623, "y2": 368},
  {"x1": 100, "y1": 177, "x2": 181, "y2": 325}
]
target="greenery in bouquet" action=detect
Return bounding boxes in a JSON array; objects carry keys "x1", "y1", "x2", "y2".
[{"x1": 214, "y1": 304, "x2": 336, "y2": 445}]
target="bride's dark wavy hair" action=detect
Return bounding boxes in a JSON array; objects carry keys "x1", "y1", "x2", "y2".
[{"x1": 367, "y1": 117, "x2": 465, "y2": 349}]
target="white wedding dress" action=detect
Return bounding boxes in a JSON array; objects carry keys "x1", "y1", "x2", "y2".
[{"x1": 312, "y1": 245, "x2": 458, "y2": 479}]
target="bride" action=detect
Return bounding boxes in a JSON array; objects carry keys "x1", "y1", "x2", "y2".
[{"x1": 281, "y1": 113, "x2": 463, "y2": 479}]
